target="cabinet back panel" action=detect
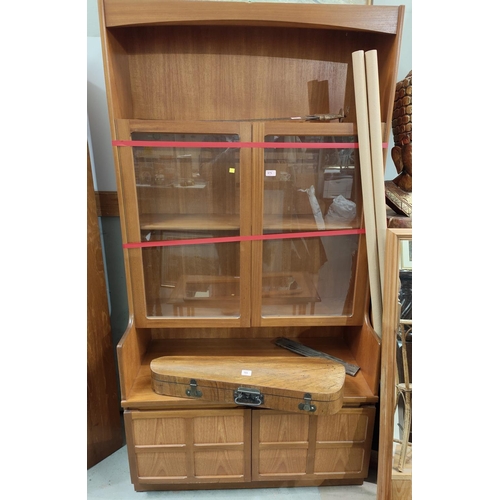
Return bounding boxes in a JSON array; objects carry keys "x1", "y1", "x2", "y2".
[{"x1": 108, "y1": 25, "x2": 396, "y2": 125}]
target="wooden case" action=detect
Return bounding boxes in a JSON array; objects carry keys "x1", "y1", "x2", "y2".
[{"x1": 151, "y1": 355, "x2": 345, "y2": 415}]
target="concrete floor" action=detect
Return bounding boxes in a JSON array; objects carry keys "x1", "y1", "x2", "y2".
[{"x1": 87, "y1": 446, "x2": 378, "y2": 499}]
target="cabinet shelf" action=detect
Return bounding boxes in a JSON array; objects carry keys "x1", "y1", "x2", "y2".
[
  {"x1": 140, "y1": 214, "x2": 240, "y2": 232},
  {"x1": 139, "y1": 213, "x2": 360, "y2": 232},
  {"x1": 122, "y1": 337, "x2": 378, "y2": 411}
]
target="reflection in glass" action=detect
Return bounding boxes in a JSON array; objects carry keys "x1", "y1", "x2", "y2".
[
  {"x1": 129, "y1": 131, "x2": 365, "y2": 319},
  {"x1": 261, "y1": 135, "x2": 361, "y2": 317},
  {"x1": 131, "y1": 132, "x2": 242, "y2": 318}
]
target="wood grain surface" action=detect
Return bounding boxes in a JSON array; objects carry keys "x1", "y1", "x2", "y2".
[
  {"x1": 87, "y1": 147, "x2": 123, "y2": 467},
  {"x1": 151, "y1": 355, "x2": 345, "y2": 415}
]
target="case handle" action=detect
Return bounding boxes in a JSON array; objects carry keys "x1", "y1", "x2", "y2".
[{"x1": 234, "y1": 387, "x2": 264, "y2": 406}]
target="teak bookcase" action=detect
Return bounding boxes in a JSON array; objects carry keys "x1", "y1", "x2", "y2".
[{"x1": 98, "y1": 0, "x2": 404, "y2": 491}]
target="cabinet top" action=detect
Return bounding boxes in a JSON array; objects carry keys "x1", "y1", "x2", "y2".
[{"x1": 101, "y1": 0, "x2": 402, "y2": 34}]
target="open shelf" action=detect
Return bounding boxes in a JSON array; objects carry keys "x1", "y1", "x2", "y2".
[{"x1": 122, "y1": 337, "x2": 378, "y2": 410}]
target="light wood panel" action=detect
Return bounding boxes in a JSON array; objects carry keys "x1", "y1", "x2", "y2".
[
  {"x1": 377, "y1": 228, "x2": 412, "y2": 500},
  {"x1": 392, "y1": 444, "x2": 412, "y2": 500},
  {"x1": 252, "y1": 407, "x2": 374, "y2": 481},
  {"x1": 126, "y1": 409, "x2": 251, "y2": 486}
]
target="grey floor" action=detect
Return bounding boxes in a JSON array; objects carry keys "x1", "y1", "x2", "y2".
[{"x1": 87, "y1": 445, "x2": 378, "y2": 499}]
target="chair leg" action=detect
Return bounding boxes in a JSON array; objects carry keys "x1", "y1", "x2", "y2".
[{"x1": 397, "y1": 390, "x2": 412, "y2": 472}]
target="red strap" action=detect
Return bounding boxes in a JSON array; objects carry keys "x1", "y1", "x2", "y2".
[
  {"x1": 112, "y1": 140, "x2": 387, "y2": 149},
  {"x1": 123, "y1": 228, "x2": 365, "y2": 249}
]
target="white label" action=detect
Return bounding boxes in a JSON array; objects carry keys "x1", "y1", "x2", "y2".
[
  {"x1": 241, "y1": 370, "x2": 252, "y2": 376},
  {"x1": 265, "y1": 170, "x2": 276, "y2": 177}
]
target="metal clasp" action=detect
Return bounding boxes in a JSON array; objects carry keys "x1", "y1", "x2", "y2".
[
  {"x1": 234, "y1": 387, "x2": 264, "y2": 407},
  {"x1": 298, "y1": 393, "x2": 316, "y2": 413},
  {"x1": 186, "y1": 379, "x2": 202, "y2": 398}
]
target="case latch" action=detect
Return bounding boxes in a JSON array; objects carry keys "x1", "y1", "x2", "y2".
[
  {"x1": 234, "y1": 387, "x2": 264, "y2": 407},
  {"x1": 298, "y1": 393, "x2": 316, "y2": 413},
  {"x1": 186, "y1": 379, "x2": 202, "y2": 398}
]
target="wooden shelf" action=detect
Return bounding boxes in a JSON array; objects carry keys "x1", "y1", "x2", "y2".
[
  {"x1": 264, "y1": 215, "x2": 359, "y2": 231},
  {"x1": 140, "y1": 213, "x2": 240, "y2": 232},
  {"x1": 140, "y1": 214, "x2": 359, "y2": 232},
  {"x1": 122, "y1": 337, "x2": 378, "y2": 410}
]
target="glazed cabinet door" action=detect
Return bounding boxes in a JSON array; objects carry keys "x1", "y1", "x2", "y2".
[
  {"x1": 252, "y1": 407, "x2": 375, "y2": 481},
  {"x1": 115, "y1": 120, "x2": 252, "y2": 327},
  {"x1": 125, "y1": 409, "x2": 252, "y2": 488},
  {"x1": 115, "y1": 119, "x2": 370, "y2": 328},
  {"x1": 251, "y1": 122, "x2": 368, "y2": 327}
]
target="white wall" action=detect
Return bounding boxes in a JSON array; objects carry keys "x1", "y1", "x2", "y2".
[
  {"x1": 87, "y1": 35, "x2": 116, "y2": 191},
  {"x1": 87, "y1": 0, "x2": 412, "y2": 187}
]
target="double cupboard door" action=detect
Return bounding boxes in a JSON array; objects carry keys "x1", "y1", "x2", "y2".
[
  {"x1": 115, "y1": 119, "x2": 368, "y2": 328},
  {"x1": 125, "y1": 406, "x2": 376, "y2": 489}
]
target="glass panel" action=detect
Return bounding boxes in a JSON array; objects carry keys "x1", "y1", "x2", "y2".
[
  {"x1": 261, "y1": 135, "x2": 361, "y2": 318},
  {"x1": 131, "y1": 132, "x2": 241, "y2": 318}
]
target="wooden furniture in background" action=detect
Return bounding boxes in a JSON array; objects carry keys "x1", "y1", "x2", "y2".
[
  {"x1": 87, "y1": 146, "x2": 123, "y2": 468},
  {"x1": 98, "y1": 0, "x2": 404, "y2": 491},
  {"x1": 95, "y1": 190, "x2": 119, "y2": 217},
  {"x1": 377, "y1": 228, "x2": 412, "y2": 500}
]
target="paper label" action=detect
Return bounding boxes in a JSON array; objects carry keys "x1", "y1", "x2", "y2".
[
  {"x1": 265, "y1": 170, "x2": 276, "y2": 177},
  {"x1": 241, "y1": 370, "x2": 252, "y2": 376}
]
